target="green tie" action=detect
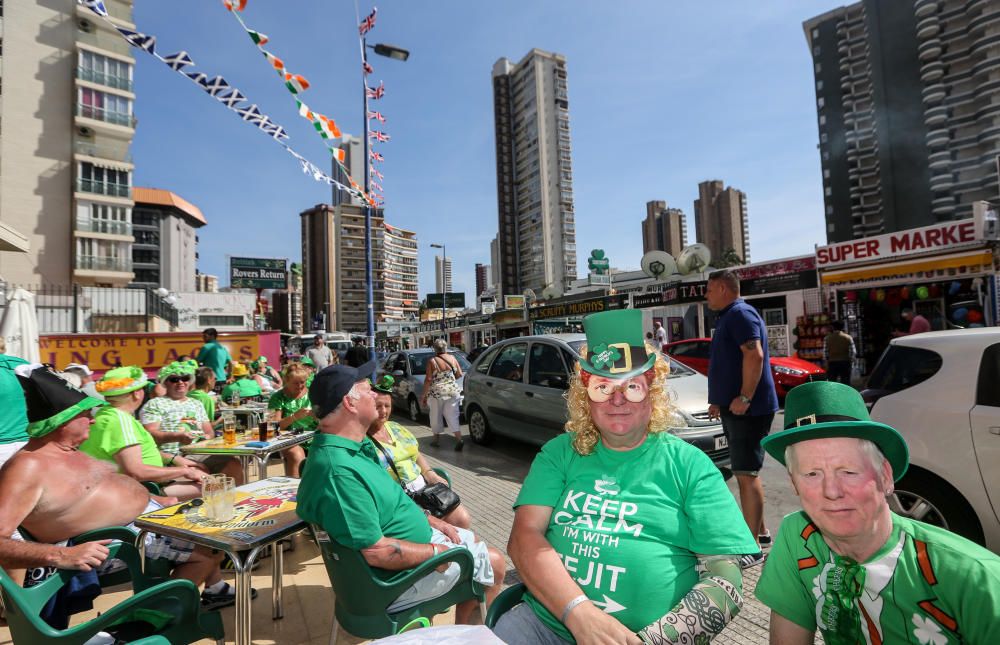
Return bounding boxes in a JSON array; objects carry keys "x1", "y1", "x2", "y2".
[{"x1": 820, "y1": 555, "x2": 866, "y2": 645}]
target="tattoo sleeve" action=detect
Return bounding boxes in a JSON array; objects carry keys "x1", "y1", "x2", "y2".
[
  {"x1": 742, "y1": 340, "x2": 759, "y2": 351},
  {"x1": 637, "y1": 555, "x2": 744, "y2": 644}
]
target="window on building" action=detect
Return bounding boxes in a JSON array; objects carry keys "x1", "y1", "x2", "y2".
[{"x1": 198, "y1": 315, "x2": 245, "y2": 327}]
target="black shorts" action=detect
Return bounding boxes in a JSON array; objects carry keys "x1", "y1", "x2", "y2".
[{"x1": 720, "y1": 411, "x2": 774, "y2": 475}]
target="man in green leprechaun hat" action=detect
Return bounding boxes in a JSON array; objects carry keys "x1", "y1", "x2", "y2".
[
  {"x1": 755, "y1": 381, "x2": 1000, "y2": 645},
  {"x1": 496, "y1": 309, "x2": 759, "y2": 645}
]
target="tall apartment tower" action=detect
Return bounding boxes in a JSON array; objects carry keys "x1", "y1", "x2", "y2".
[
  {"x1": 0, "y1": 0, "x2": 137, "y2": 286},
  {"x1": 131, "y1": 188, "x2": 205, "y2": 292},
  {"x1": 474, "y1": 263, "x2": 490, "y2": 298},
  {"x1": 693, "y1": 181, "x2": 750, "y2": 264},
  {"x1": 331, "y1": 135, "x2": 365, "y2": 207},
  {"x1": 300, "y1": 203, "x2": 416, "y2": 333},
  {"x1": 642, "y1": 200, "x2": 687, "y2": 256},
  {"x1": 804, "y1": 2, "x2": 1000, "y2": 242},
  {"x1": 434, "y1": 256, "x2": 453, "y2": 293},
  {"x1": 492, "y1": 49, "x2": 577, "y2": 299}
]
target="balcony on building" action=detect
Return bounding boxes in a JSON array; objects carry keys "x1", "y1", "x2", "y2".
[
  {"x1": 74, "y1": 255, "x2": 134, "y2": 287},
  {"x1": 77, "y1": 177, "x2": 131, "y2": 199},
  {"x1": 75, "y1": 103, "x2": 136, "y2": 136},
  {"x1": 918, "y1": 37, "x2": 943, "y2": 61},
  {"x1": 915, "y1": 0, "x2": 940, "y2": 18},
  {"x1": 915, "y1": 15, "x2": 941, "y2": 39},
  {"x1": 76, "y1": 66, "x2": 133, "y2": 92},
  {"x1": 74, "y1": 141, "x2": 133, "y2": 165}
]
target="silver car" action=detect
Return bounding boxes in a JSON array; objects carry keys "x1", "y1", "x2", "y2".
[
  {"x1": 378, "y1": 348, "x2": 472, "y2": 421},
  {"x1": 462, "y1": 334, "x2": 731, "y2": 469}
]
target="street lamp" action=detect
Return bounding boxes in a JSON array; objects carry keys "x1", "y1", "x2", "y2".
[
  {"x1": 430, "y1": 243, "x2": 447, "y2": 335},
  {"x1": 363, "y1": 40, "x2": 409, "y2": 360}
]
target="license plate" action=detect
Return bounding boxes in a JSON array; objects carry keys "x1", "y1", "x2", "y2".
[{"x1": 714, "y1": 435, "x2": 728, "y2": 450}]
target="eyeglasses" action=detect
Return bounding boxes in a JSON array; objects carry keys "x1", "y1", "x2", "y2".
[
  {"x1": 166, "y1": 376, "x2": 190, "y2": 384},
  {"x1": 586, "y1": 378, "x2": 650, "y2": 404}
]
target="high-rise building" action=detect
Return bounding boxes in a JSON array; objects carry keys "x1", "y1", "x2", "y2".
[
  {"x1": 0, "y1": 0, "x2": 137, "y2": 286},
  {"x1": 804, "y1": 2, "x2": 1000, "y2": 243},
  {"x1": 492, "y1": 48, "x2": 577, "y2": 299},
  {"x1": 490, "y1": 236, "x2": 502, "y2": 296},
  {"x1": 434, "y1": 255, "x2": 453, "y2": 293},
  {"x1": 331, "y1": 135, "x2": 365, "y2": 207},
  {"x1": 300, "y1": 203, "x2": 416, "y2": 333},
  {"x1": 270, "y1": 263, "x2": 304, "y2": 334},
  {"x1": 694, "y1": 180, "x2": 750, "y2": 264},
  {"x1": 642, "y1": 200, "x2": 688, "y2": 257},
  {"x1": 475, "y1": 263, "x2": 490, "y2": 298},
  {"x1": 195, "y1": 273, "x2": 219, "y2": 293},
  {"x1": 131, "y1": 188, "x2": 205, "y2": 292}
]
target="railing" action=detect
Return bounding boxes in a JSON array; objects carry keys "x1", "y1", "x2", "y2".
[
  {"x1": 77, "y1": 178, "x2": 131, "y2": 198},
  {"x1": 76, "y1": 218, "x2": 133, "y2": 236},
  {"x1": 0, "y1": 283, "x2": 179, "y2": 333},
  {"x1": 76, "y1": 67, "x2": 133, "y2": 92},
  {"x1": 76, "y1": 103, "x2": 136, "y2": 128},
  {"x1": 76, "y1": 255, "x2": 132, "y2": 272},
  {"x1": 73, "y1": 141, "x2": 133, "y2": 163}
]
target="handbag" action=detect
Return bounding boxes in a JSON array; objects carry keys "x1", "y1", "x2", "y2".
[{"x1": 369, "y1": 435, "x2": 461, "y2": 518}]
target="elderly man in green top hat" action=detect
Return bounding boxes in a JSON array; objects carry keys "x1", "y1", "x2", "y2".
[
  {"x1": 81, "y1": 366, "x2": 209, "y2": 501},
  {"x1": 497, "y1": 309, "x2": 758, "y2": 645},
  {"x1": 755, "y1": 381, "x2": 1000, "y2": 645}
]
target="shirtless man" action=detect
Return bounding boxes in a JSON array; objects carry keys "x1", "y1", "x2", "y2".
[{"x1": 0, "y1": 365, "x2": 242, "y2": 609}]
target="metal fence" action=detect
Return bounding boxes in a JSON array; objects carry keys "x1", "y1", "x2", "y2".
[{"x1": 0, "y1": 284, "x2": 179, "y2": 333}]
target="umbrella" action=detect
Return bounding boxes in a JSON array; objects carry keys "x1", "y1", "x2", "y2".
[{"x1": 1, "y1": 288, "x2": 40, "y2": 363}]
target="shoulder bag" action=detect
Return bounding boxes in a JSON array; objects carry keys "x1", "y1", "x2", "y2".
[{"x1": 368, "y1": 435, "x2": 460, "y2": 518}]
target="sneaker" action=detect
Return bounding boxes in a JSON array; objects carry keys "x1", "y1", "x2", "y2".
[
  {"x1": 738, "y1": 552, "x2": 766, "y2": 570},
  {"x1": 201, "y1": 583, "x2": 258, "y2": 611},
  {"x1": 454, "y1": 439, "x2": 464, "y2": 452},
  {"x1": 758, "y1": 533, "x2": 773, "y2": 549}
]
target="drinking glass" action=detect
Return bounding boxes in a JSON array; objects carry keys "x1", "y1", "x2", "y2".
[
  {"x1": 222, "y1": 413, "x2": 237, "y2": 443},
  {"x1": 203, "y1": 475, "x2": 235, "y2": 522}
]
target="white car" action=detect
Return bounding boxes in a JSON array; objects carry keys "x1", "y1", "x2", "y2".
[{"x1": 862, "y1": 328, "x2": 1000, "y2": 552}]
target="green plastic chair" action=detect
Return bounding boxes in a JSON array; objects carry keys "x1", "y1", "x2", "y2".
[
  {"x1": 430, "y1": 466, "x2": 452, "y2": 487},
  {"x1": 0, "y1": 537, "x2": 224, "y2": 645},
  {"x1": 308, "y1": 524, "x2": 485, "y2": 642},
  {"x1": 485, "y1": 582, "x2": 526, "y2": 628}
]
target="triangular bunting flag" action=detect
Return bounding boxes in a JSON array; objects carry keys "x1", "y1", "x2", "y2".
[
  {"x1": 163, "y1": 51, "x2": 194, "y2": 71},
  {"x1": 203, "y1": 76, "x2": 231, "y2": 96},
  {"x1": 263, "y1": 51, "x2": 284, "y2": 72},
  {"x1": 185, "y1": 71, "x2": 209, "y2": 86},
  {"x1": 247, "y1": 30, "x2": 269, "y2": 46},
  {"x1": 116, "y1": 28, "x2": 156, "y2": 54},
  {"x1": 216, "y1": 89, "x2": 246, "y2": 108},
  {"x1": 284, "y1": 73, "x2": 310, "y2": 94},
  {"x1": 78, "y1": 0, "x2": 109, "y2": 17}
]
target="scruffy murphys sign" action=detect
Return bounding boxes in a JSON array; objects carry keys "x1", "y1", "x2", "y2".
[{"x1": 229, "y1": 257, "x2": 288, "y2": 290}]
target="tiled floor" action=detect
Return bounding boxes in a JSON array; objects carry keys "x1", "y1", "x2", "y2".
[{"x1": 1, "y1": 413, "x2": 808, "y2": 644}]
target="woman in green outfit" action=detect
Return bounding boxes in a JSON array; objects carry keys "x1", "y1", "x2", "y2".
[
  {"x1": 265, "y1": 362, "x2": 312, "y2": 477},
  {"x1": 366, "y1": 375, "x2": 471, "y2": 529}
]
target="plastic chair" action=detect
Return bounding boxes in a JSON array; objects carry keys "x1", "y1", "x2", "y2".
[
  {"x1": 0, "y1": 537, "x2": 224, "y2": 645},
  {"x1": 430, "y1": 467, "x2": 452, "y2": 487},
  {"x1": 485, "y1": 582, "x2": 525, "y2": 628},
  {"x1": 308, "y1": 523, "x2": 485, "y2": 642}
]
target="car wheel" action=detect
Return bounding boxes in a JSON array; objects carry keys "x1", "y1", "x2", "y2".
[
  {"x1": 407, "y1": 395, "x2": 421, "y2": 422},
  {"x1": 889, "y1": 470, "x2": 985, "y2": 546},
  {"x1": 467, "y1": 406, "x2": 493, "y2": 446}
]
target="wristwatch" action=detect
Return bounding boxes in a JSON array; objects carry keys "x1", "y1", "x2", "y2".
[{"x1": 738, "y1": 394, "x2": 752, "y2": 405}]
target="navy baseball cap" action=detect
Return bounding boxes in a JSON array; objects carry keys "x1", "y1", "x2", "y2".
[{"x1": 309, "y1": 360, "x2": 376, "y2": 419}]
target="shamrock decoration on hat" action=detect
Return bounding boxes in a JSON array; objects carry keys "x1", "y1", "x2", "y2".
[
  {"x1": 15, "y1": 364, "x2": 104, "y2": 438},
  {"x1": 580, "y1": 309, "x2": 656, "y2": 379},
  {"x1": 95, "y1": 366, "x2": 149, "y2": 397}
]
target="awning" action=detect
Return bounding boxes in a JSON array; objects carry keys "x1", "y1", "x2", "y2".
[{"x1": 820, "y1": 249, "x2": 994, "y2": 285}]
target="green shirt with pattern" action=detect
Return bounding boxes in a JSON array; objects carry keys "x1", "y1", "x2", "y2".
[
  {"x1": 267, "y1": 389, "x2": 318, "y2": 431},
  {"x1": 140, "y1": 396, "x2": 209, "y2": 453},
  {"x1": 371, "y1": 421, "x2": 423, "y2": 486}
]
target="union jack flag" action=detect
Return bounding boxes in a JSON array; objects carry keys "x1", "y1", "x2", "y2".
[
  {"x1": 370, "y1": 181, "x2": 383, "y2": 193},
  {"x1": 369, "y1": 166, "x2": 384, "y2": 180},
  {"x1": 162, "y1": 51, "x2": 194, "y2": 71},
  {"x1": 370, "y1": 151, "x2": 384, "y2": 162},
  {"x1": 363, "y1": 61, "x2": 374, "y2": 75},
  {"x1": 367, "y1": 111, "x2": 386, "y2": 123},
  {"x1": 365, "y1": 83, "x2": 384, "y2": 100},
  {"x1": 369, "y1": 130, "x2": 390, "y2": 143},
  {"x1": 358, "y1": 7, "x2": 377, "y2": 36}
]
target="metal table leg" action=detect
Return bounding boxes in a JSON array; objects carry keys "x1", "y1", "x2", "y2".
[
  {"x1": 256, "y1": 454, "x2": 269, "y2": 481},
  {"x1": 272, "y1": 536, "x2": 284, "y2": 619},
  {"x1": 229, "y1": 545, "x2": 264, "y2": 645}
]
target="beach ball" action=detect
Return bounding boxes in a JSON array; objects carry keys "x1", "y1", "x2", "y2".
[
  {"x1": 949, "y1": 281, "x2": 962, "y2": 295},
  {"x1": 929, "y1": 284, "x2": 942, "y2": 298},
  {"x1": 845, "y1": 291, "x2": 857, "y2": 302},
  {"x1": 968, "y1": 309, "x2": 984, "y2": 323},
  {"x1": 952, "y1": 307, "x2": 968, "y2": 323},
  {"x1": 874, "y1": 289, "x2": 886, "y2": 302},
  {"x1": 900, "y1": 286, "x2": 910, "y2": 300},
  {"x1": 916, "y1": 286, "x2": 930, "y2": 300}
]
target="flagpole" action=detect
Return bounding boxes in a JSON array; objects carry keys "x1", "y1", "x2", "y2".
[{"x1": 362, "y1": 36, "x2": 376, "y2": 361}]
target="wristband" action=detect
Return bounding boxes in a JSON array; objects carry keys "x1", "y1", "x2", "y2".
[
  {"x1": 561, "y1": 594, "x2": 590, "y2": 624},
  {"x1": 167, "y1": 456, "x2": 176, "y2": 466}
]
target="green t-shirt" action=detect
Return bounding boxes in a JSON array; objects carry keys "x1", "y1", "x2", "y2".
[
  {"x1": 515, "y1": 432, "x2": 757, "y2": 640},
  {"x1": 197, "y1": 341, "x2": 231, "y2": 380},
  {"x1": 187, "y1": 390, "x2": 216, "y2": 421},
  {"x1": 296, "y1": 433, "x2": 430, "y2": 579},
  {"x1": 756, "y1": 511, "x2": 1000, "y2": 645},
  {"x1": 267, "y1": 389, "x2": 318, "y2": 431},
  {"x1": 81, "y1": 406, "x2": 164, "y2": 468},
  {"x1": 371, "y1": 421, "x2": 422, "y2": 485},
  {"x1": 221, "y1": 378, "x2": 262, "y2": 401},
  {"x1": 0, "y1": 355, "x2": 29, "y2": 445}
]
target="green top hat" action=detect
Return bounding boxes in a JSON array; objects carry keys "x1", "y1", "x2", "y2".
[
  {"x1": 580, "y1": 309, "x2": 656, "y2": 379},
  {"x1": 16, "y1": 364, "x2": 104, "y2": 438},
  {"x1": 761, "y1": 381, "x2": 909, "y2": 481},
  {"x1": 95, "y1": 366, "x2": 149, "y2": 397},
  {"x1": 372, "y1": 374, "x2": 394, "y2": 394}
]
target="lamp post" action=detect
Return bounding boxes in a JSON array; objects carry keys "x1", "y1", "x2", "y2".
[
  {"x1": 362, "y1": 40, "x2": 409, "y2": 360},
  {"x1": 429, "y1": 243, "x2": 447, "y2": 336}
]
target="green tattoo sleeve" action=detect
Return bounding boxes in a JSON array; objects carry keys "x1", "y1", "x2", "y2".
[{"x1": 638, "y1": 555, "x2": 744, "y2": 644}]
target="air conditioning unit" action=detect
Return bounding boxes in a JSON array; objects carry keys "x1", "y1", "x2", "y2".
[
  {"x1": 78, "y1": 18, "x2": 94, "y2": 33},
  {"x1": 77, "y1": 126, "x2": 95, "y2": 138}
]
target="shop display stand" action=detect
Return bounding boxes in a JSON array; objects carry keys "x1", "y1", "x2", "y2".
[{"x1": 794, "y1": 314, "x2": 830, "y2": 365}]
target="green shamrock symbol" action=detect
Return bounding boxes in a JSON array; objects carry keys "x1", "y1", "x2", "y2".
[{"x1": 590, "y1": 344, "x2": 621, "y2": 370}]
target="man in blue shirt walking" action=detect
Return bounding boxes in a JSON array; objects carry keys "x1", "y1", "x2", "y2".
[{"x1": 706, "y1": 269, "x2": 779, "y2": 569}]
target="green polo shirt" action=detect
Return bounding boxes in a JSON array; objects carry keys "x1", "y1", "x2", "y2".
[
  {"x1": 197, "y1": 340, "x2": 231, "y2": 381},
  {"x1": 188, "y1": 390, "x2": 216, "y2": 421},
  {"x1": 81, "y1": 406, "x2": 164, "y2": 468},
  {"x1": 0, "y1": 355, "x2": 29, "y2": 445},
  {"x1": 296, "y1": 432, "x2": 430, "y2": 576}
]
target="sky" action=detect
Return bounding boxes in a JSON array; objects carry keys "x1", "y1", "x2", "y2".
[{"x1": 131, "y1": 0, "x2": 838, "y2": 303}]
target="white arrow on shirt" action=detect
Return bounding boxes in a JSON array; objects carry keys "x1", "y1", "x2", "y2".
[{"x1": 591, "y1": 595, "x2": 626, "y2": 614}]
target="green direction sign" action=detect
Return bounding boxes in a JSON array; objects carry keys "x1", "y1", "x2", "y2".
[
  {"x1": 426, "y1": 292, "x2": 466, "y2": 309},
  {"x1": 230, "y1": 257, "x2": 288, "y2": 289}
]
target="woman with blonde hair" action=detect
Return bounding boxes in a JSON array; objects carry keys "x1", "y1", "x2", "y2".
[
  {"x1": 265, "y1": 362, "x2": 312, "y2": 477},
  {"x1": 496, "y1": 309, "x2": 757, "y2": 645}
]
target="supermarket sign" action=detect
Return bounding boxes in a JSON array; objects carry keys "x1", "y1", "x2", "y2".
[{"x1": 815, "y1": 213, "x2": 985, "y2": 269}]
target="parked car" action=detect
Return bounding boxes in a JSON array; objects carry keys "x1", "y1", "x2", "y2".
[
  {"x1": 377, "y1": 348, "x2": 472, "y2": 420},
  {"x1": 663, "y1": 338, "x2": 826, "y2": 399},
  {"x1": 462, "y1": 334, "x2": 731, "y2": 470},
  {"x1": 861, "y1": 328, "x2": 1000, "y2": 552}
]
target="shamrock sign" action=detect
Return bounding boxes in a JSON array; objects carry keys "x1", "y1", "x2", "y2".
[
  {"x1": 588, "y1": 249, "x2": 610, "y2": 275},
  {"x1": 589, "y1": 344, "x2": 621, "y2": 370}
]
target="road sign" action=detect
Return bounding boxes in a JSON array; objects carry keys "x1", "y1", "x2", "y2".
[
  {"x1": 230, "y1": 257, "x2": 288, "y2": 290},
  {"x1": 426, "y1": 292, "x2": 466, "y2": 309}
]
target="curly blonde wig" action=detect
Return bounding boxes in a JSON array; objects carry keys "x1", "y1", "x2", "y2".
[{"x1": 564, "y1": 342, "x2": 681, "y2": 456}]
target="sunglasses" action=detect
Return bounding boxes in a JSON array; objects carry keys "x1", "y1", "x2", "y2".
[
  {"x1": 166, "y1": 376, "x2": 191, "y2": 384},
  {"x1": 586, "y1": 378, "x2": 650, "y2": 404}
]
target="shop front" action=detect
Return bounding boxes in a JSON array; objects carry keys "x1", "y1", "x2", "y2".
[
  {"x1": 816, "y1": 213, "x2": 997, "y2": 374},
  {"x1": 528, "y1": 294, "x2": 627, "y2": 335}
]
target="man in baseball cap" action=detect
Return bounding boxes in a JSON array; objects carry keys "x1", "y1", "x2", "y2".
[{"x1": 297, "y1": 362, "x2": 506, "y2": 623}]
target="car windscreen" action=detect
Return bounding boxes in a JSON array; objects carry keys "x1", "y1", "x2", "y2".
[
  {"x1": 566, "y1": 340, "x2": 586, "y2": 355},
  {"x1": 409, "y1": 351, "x2": 471, "y2": 374}
]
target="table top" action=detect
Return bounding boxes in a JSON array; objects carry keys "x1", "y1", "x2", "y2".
[
  {"x1": 134, "y1": 477, "x2": 304, "y2": 551},
  {"x1": 179, "y1": 430, "x2": 314, "y2": 456}
]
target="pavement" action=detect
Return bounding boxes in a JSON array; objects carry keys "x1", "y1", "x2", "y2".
[{"x1": 0, "y1": 411, "x2": 810, "y2": 644}]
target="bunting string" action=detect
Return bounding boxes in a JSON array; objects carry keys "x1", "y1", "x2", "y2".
[
  {"x1": 76, "y1": 0, "x2": 364, "y2": 199},
  {"x1": 358, "y1": 4, "x2": 387, "y2": 206}
]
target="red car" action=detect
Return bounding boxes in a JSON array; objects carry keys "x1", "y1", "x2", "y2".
[{"x1": 663, "y1": 338, "x2": 826, "y2": 399}]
